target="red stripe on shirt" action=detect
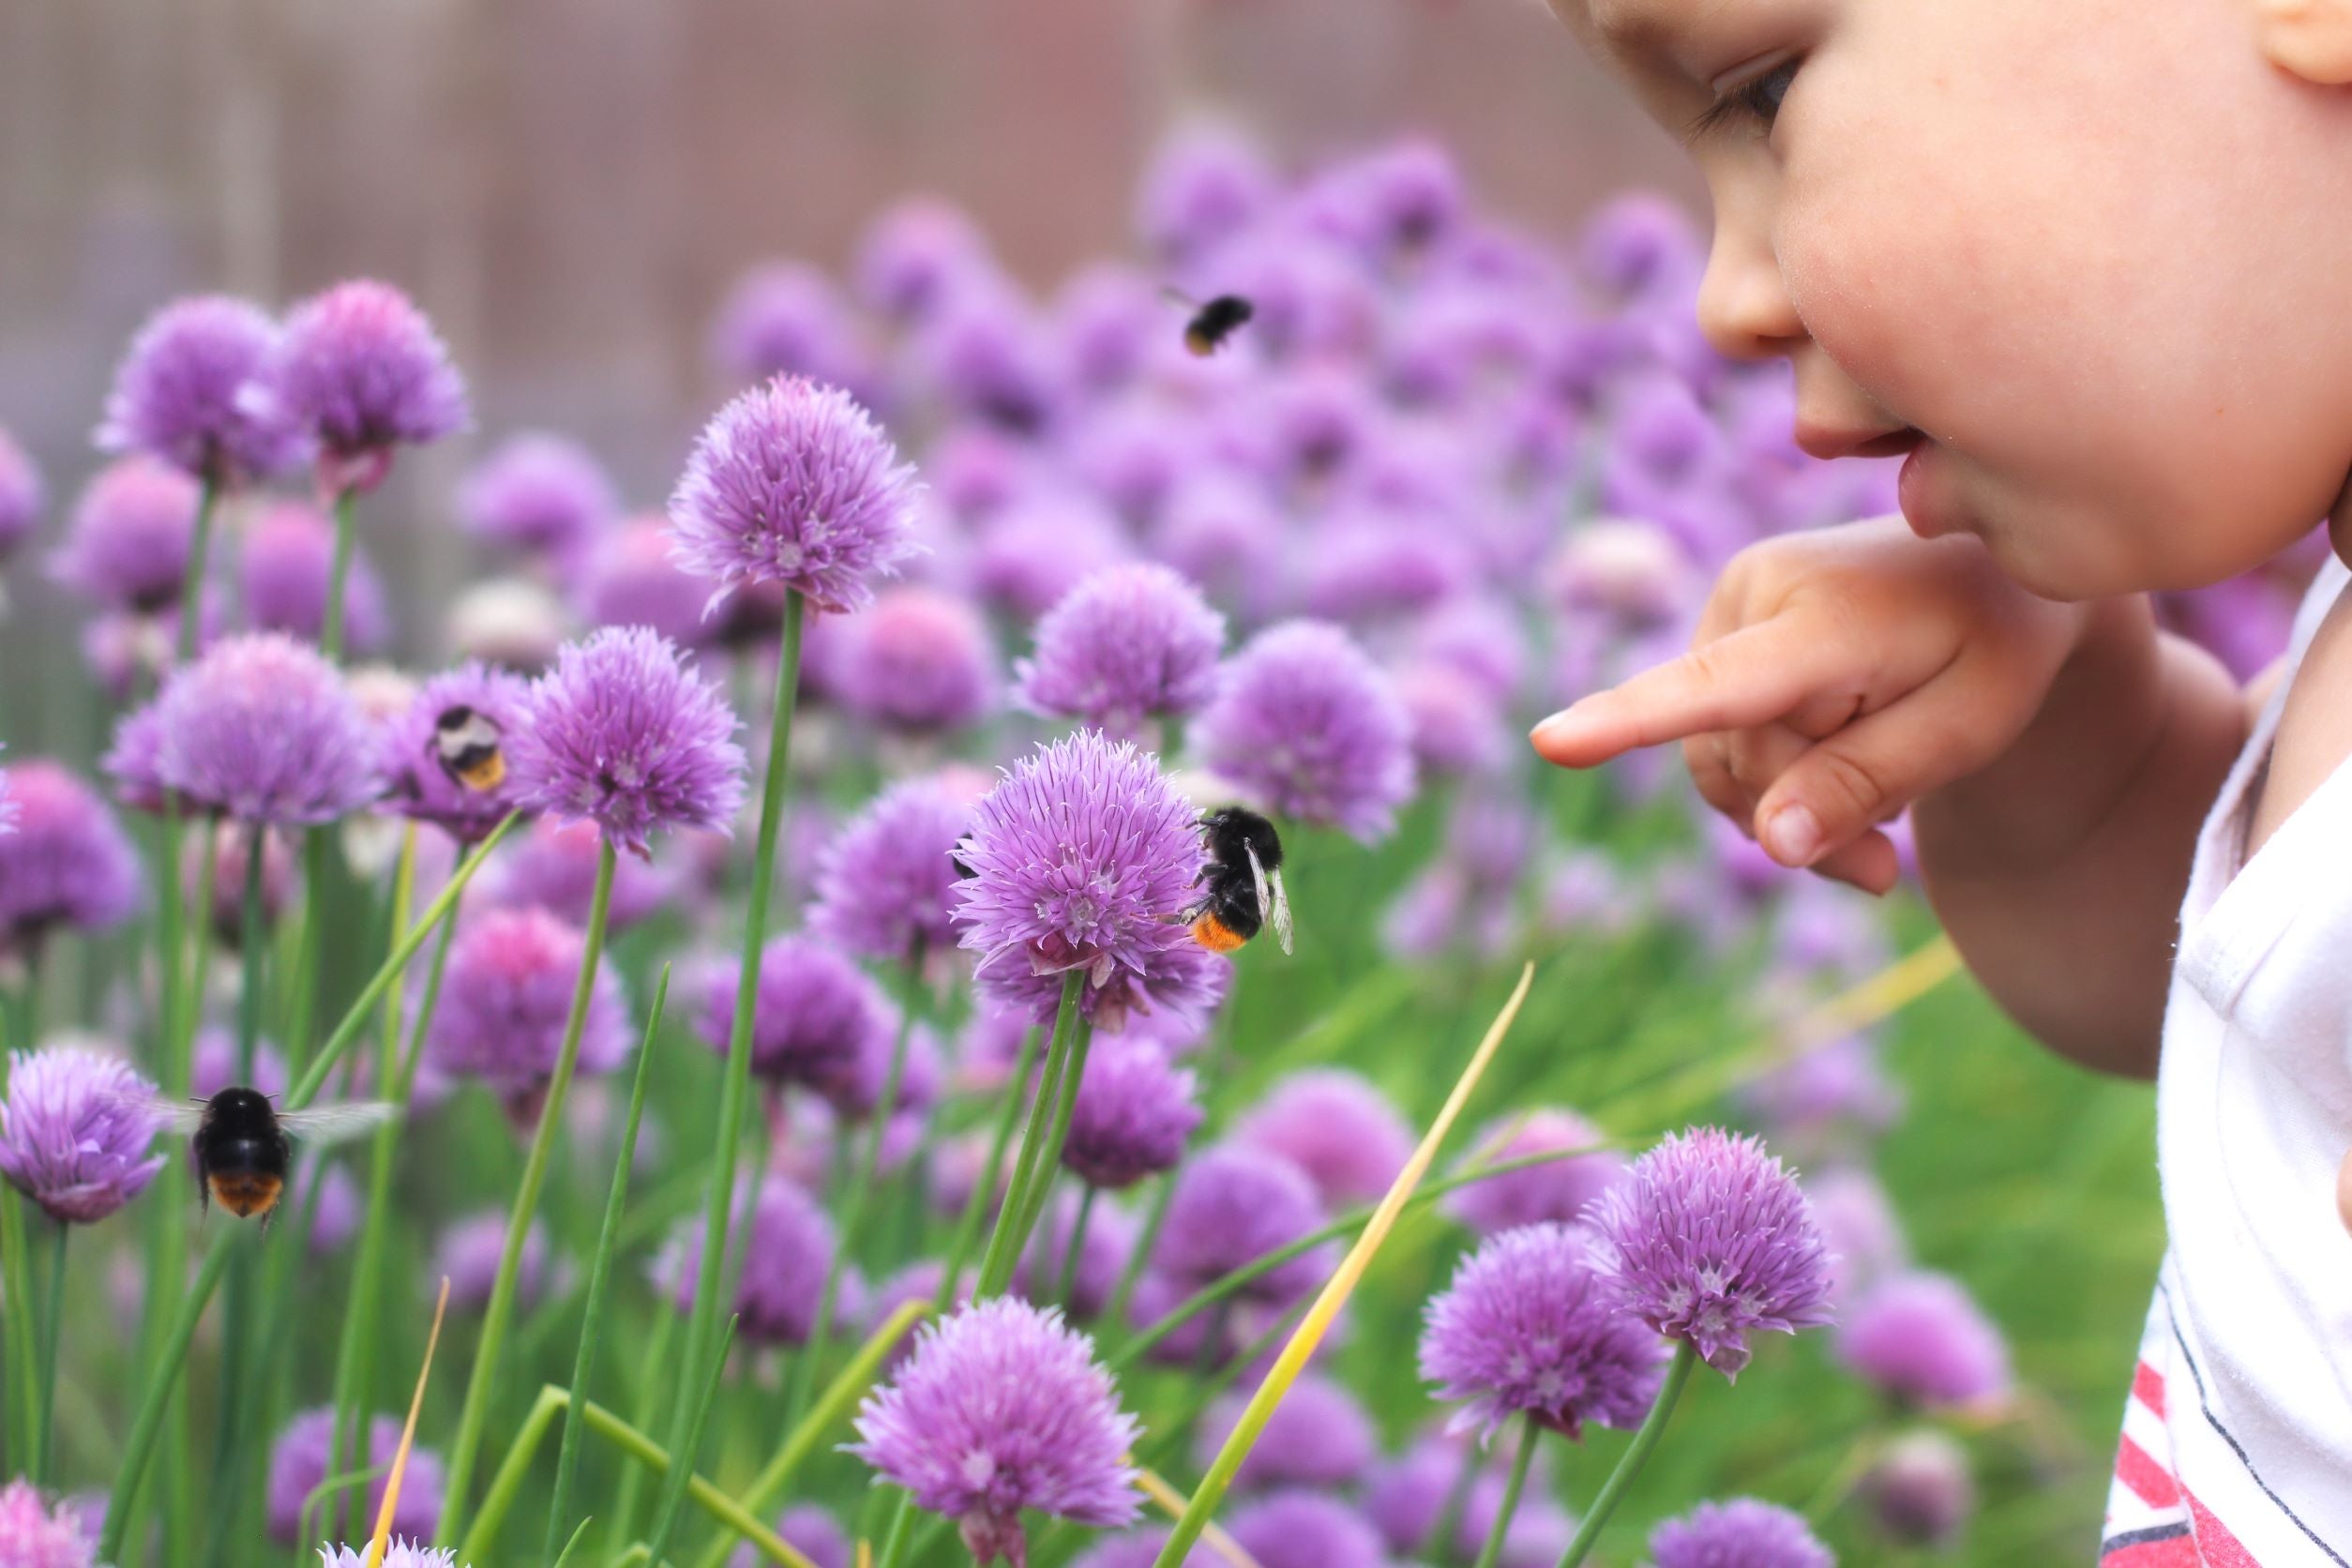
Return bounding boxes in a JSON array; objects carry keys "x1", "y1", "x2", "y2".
[
  {"x1": 2185, "y1": 1490, "x2": 2262, "y2": 1568},
  {"x1": 2116, "y1": 1436, "x2": 2183, "y2": 1509},
  {"x1": 2133, "y1": 1360, "x2": 2167, "y2": 1418}
]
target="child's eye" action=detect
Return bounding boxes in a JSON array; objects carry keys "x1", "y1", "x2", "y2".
[{"x1": 1688, "y1": 56, "x2": 1802, "y2": 143}]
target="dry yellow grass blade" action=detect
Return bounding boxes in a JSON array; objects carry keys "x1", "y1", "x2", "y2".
[
  {"x1": 1149, "y1": 962, "x2": 1538, "y2": 1568},
  {"x1": 1135, "y1": 1465, "x2": 1264, "y2": 1568},
  {"x1": 366, "y1": 1275, "x2": 453, "y2": 1568}
]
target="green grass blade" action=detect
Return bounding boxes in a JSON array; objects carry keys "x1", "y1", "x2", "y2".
[{"x1": 643, "y1": 1314, "x2": 738, "y2": 1568}]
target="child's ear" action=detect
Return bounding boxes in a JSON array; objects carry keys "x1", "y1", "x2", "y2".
[{"x1": 2256, "y1": 0, "x2": 2352, "y2": 85}]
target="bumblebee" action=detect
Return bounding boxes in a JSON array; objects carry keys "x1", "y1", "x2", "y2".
[
  {"x1": 136, "y1": 1087, "x2": 397, "y2": 1224},
  {"x1": 1164, "y1": 289, "x2": 1255, "y2": 357},
  {"x1": 432, "y1": 704, "x2": 506, "y2": 793},
  {"x1": 1187, "y1": 807, "x2": 1293, "y2": 956}
]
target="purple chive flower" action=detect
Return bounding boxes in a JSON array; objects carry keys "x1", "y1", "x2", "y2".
[
  {"x1": 1805, "y1": 1166, "x2": 1907, "y2": 1304},
  {"x1": 376, "y1": 660, "x2": 535, "y2": 845},
  {"x1": 483, "y1": 817, "x2": 673, "y2": 934},
  {"x1": 701, "y1": 933, "x2": 890, "y2": 1094},
  {"x1": 1544, "y1": 519, "x2": 1695, "y2": 626},
  {"x1": 458, "y1": 432, "x2": 618, "y2": 568},
  {"x1": 1052, "y1": 265, "x2": 1162, "y2": 396},
  {"x1": 0, "y1": 1477, "x2": 99, "y2": 1568},
  {"x1": 825, "y1": 1013, "x2": 944, "y2": 1124},
  {"x1": 810, "y1": 776, "x2": 972, "y2": 962},
  {"x1": 101, "y1": 705, "x2": 168, "y2": 815},
  {"x1": 1444, "y1": 1108, "x2": 1624, "y2": 1236},
  {"x1": 506, "y1": 626, "x2": 747, "y2": 857},
  {"x1": 1228, "y1": 1492, "x2": 1387, "y2": 1568},
  {"x1": 1395, "y1": 662, "x2": 1510, "y2": 780},
  {"x1": 50, "y1": 457, "x2": 200, "y2": 612},
  {"x1": 264, "y1": 279, "x2": 470, "y2": 486},
  {"x1": 948, "y1": 730, "x2": 1208, "y2": 1032},
  {"x1": 1016, "y1": 564, "x2": 1225, "y2": 737},
  {"x1": 1365, "y1": 1434, "x2": 1571, "y2": 1567},
  {"x1": 854, "y1": 197, "x2": 992, "y2": 324},
  {"x1": 914, "y1": 281, "x2": 1064, "y2": 435},
  {"x1": 1738, "y1": 1034, "x2": 1906, "y2": 1157},
  {"x1": 969, "y1": 490, "x2": 1128, "y2": 624},
  {"x1": 1135, "y1": 124, "x2": 1276, "y2": 263},
  {"x1": 1577, "y1": 192, "x2": 1705, "y2": 303},
  {"x1": 668, "y1": 375, "x2": 920, "y2": 617},
  {"x1": 1154, "y1": 1144, "x2": 1333, "y2": 1308},
  {"x1": 265, "y1": 1407, "x2": 444, "y2": 1545},
  {"x1": 81, "y1": 592, "x2": 226, "y2": 703},
  {"x1": 579, "y1": 516, "x2": 716, "y2": 648},
  {"x1": 429, "y1": 905, "x2": 629, "y2": 1108},
  {"x1": 829, "y1": 586, "x2": 998, "y2": 734},
  {"x1": 0, "y1": 762, "x2": 143, "y2": 948},
  {"x1": 0, "y1": 765, "x2": 14, "y2": 839},
  {"x1": 1064, "y1": 401, "x2": 1195, "y2": 528},
  {"x1": 97, "y1": 294, "x2": 308, "y2": 484},
  {"x1": 1011, "y1": 1188, "x2": 1140, "y2": 1321},
  {"x1": 0, "y1": 1048, "x2": 167, "y2": 1224},
  {"x1": 318, "y1": 1545, "x2": 459, "y2": 1568},
  {"x1": 1196, "y1": 1373, "x2": 1375, "y2": 1492},
  {"x1": 1421, "y1": 1223, "x2": 1668, "y2": 1440},
  {"x1": 1148, "y1": 472, "x2": 1285, "y2": 623},
  {"x1": 1587, "y1": 1127, "x2": 1835, "y2": 1380},
  {"x1": 0, "y1": 428, "x2": 44, "y2": 561},
  {"x1": 1234, "y1": 1068, "x2": 1414, "y2": 1208},
  {"x1": 659, "y1": 1176, "x2": 850, "y2": 1345},
  {"x1": 729, "y1": 1505, "x2": 855, "y2": 1568},
  {"x1": 152, "y1": 633, "x2": 379, "y2": 825},
  {"x1": 1646, "y1": 1500, "x2": 1832, "y2": 1568},
  {"x1": 1071, "y1": 1530, "x2": 1213, "y2": 1568},
  {"x1": 307, "y1": 1162, "x2": 362, "y2": 1256},
  {"x1": 1863, "y1": 1430, "x2": 1974, "y2": 1548},
  {"x1": 190, "y1": 1025, "x2": 289, "y2": 1104},
  {"x1": 1198, "y1": 620, "x2": 1416, "y2": 842},
  {"x1": 1061, "y1": 1035, "x2": 1202, "y2": 1190},
  {"x1": 434, "y1": 1211, "x2": 555, "y2": 1311},
  {"x1": 849, "y1": 1297, "x2": 1141, "y2": 1567},
  {"x1": 240, "y1": 499, "x2": 391, "y2": 653},
  {"x1": 1835, "y1": 1272, "x2": 2011, "y2": 1409},
  {"x1": 710, "y1": 263, "x2": 878, "y2": 400}
]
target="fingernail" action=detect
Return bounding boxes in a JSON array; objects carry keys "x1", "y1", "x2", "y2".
[
  {"x1": 1529, "y1": 704, "x2": 1586, "y2": 750},
  {"x1": 1764, "y1": 804, "x2": 1822, "y2": 867}
]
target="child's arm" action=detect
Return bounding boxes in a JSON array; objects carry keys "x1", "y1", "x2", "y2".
[{"x1": 1531, "y1": 518, "x2": 2250, "y2": 1079}]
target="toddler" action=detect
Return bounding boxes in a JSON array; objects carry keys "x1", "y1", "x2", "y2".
[{"x1": 1533, "y1": 2, "x2": 2352, "y2": 1561}]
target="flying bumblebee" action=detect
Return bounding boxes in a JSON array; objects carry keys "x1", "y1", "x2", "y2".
[
  {"x1": 432, "y1": 704, "x2": 507, "y2": 793},
  {"x1": 1162, "y1": 288, "x2": 1255, "y2": 357},
  {"x1": 132, "y1": 1087, "x2": 398, "y2": 1224},
  {"x1": 1187, "y1": 806, "x2": 1293, "y2": 956}
]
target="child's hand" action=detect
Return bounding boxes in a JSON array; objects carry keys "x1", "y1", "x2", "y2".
[{"x1": 1530, "y1": 518, "x2": 2092, "y2": 895}]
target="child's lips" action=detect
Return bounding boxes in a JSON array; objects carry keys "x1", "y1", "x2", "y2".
[{"x1": 1896, "y1": 438, "x2": 1953, "y2": 538}]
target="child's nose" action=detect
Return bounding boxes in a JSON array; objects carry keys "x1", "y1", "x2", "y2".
[{"x1": 1695, "y1": 210, "x2": 1805, "y2": 363}]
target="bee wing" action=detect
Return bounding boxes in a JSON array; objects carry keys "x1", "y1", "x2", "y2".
[
  {"x1": 107, "y1": 1091, "x2": 205, "y2": 1136},
  {"x1": 276, "y1": 1100, "x2": 400, "y2": 1146},
  {"x1": 1159, "y1": 283, "x2": 1200, "y2": 310},
  {"x1": 1244, "y1": 843, "x2": 1294, "y2": 956}
]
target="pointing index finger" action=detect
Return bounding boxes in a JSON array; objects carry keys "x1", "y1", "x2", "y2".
[{"x1": 1530, "y1": 608, "x2": 1859, "y2": 768}]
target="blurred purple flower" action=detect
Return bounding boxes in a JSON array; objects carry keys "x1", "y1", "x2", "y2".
[
  {"x1": 1061, "y1": 1034, "x2": 1201, "y2": 1190},
  {"x1": 1864, "y1": 1430, "x2": 1974, "y2": 1549},
  {"x1": 1588, "y1": 1126, "x2": 1835, "y2": 1380},
  {"x1": 0, "y1": 761, "x2": 142, "y2": 949},
  {"x1": 484, "y1": 817, "x2": 673, "y2": 934},
  {"x1": 849, "y1": 1297, "x2": 1141, "y2": 1566},
  {"x1": 1192, "y1": 227, "x2": 1378, "y2": 363},
  {"x1": 970, "y1": 490, "x2": 1128, "y2": 624},
  {"x1": 824, "y1": 1013, "x2": 943, "y2": 1124},
  {"x1": 669, "y1": 375, "x2": 921, "y2": 617},
  {"x1": 1805, "y1": 1165, "x2": 1908, "y2": 1304},
  {"x1": 811, "y1": 776, "x2": 972, "y2": 962},
  {"x1": 1646, "y1": 1499, "x2": 1832, "y2": 1568},
  {"x1": 659, "y1": 1175, "x2": 849, "y2": 1346},
  {"x1": 265, "y1": 1407, "x2": 444, "y2": 1545},
  {"x1": 1228, "y1": 1491, "x2": 1386, "y2": 1568},
  {"x1": 1835, "y1": 1271, "x2": 2011, "y2": 1409},
  {"x1": 1234, "y1": 1068, "x2": 1413, "y2": 1208},
  {"x1": 1739, "y1": 1033, "x2": 1906, "y2": 1160},
  {"x1": 948, "y1": 731, "x2": 1205, "y2": 1032},
  {"x1": 1064, "y1": 400, "x2": 1194, "y2": 527},
  {"x1": 98, "y1": 294, "x2": 308, "y2": 484},
  {"x1": 429, "y1": 905, "x2": 629, "y2": 1108},
  {"x1": 1577, "y1": 192, "x2": 1705, "y2": 304},
  {"x1": 240, "y1": 499, "x2": 390, "y2": 654},
  {"x1": 446, "y1": 576, "x2": 569, "y2": 671},
  {"x1": 915, "y1": 281, "x2": 1065, "y2": 436},
  {"x1": 1299, "y1": 138, "x2": 1463, "y2": 260},
  {"x1": 153, "y1": 633, "x2": 379, "y2": 825},
  {"x1": 710, "y1": 263, "x2": 878, "y2": 401},
  {"x1": 729, "y1": 1506, "x2": 856, "y2": 1568},
  {"x1": 318, "y1": 1543, "x2": 458, "y2": 1568},
  {"x1": 1395, "y1": 661, "x2": 1510, "y2": 780},
  {"x1": 0, "y1": 1048, "x2": 166, "y2": 1224},
  {"x1": 264, "y1": 279, "x2": 469, "y2": 486},
  {"x1": 1052, "y1": 265, "x2": 1163, "y2": 396},
  {"x1": 1544, "y1": 519, "x2": 1694, "y2": 626},
  {"x1": 307, "y1": 1161, "x2": 362, "y2": 1257},
  {"x1": 376, "y1": 660, "x2": 535, "y2": 846},
  {"x1": 434, "y1": 1210, "x2": 555, "y2": 1312},
  {"x1": 829, "y1": 586, "x2": 997, "y2": 734},
  {"x1": 579, "y1": 515, "x2": 716, "y2": 648},
  {"x1": 101, "y1": 705, "x2": 168, "y2": 815},
  {"x1": 701, "y1": 933, "x2": 889, "y2": 1095},
  {"x1": 50, "y1": 457, "x2": 200, "y2": 612},
  {"x1": 507, "y1": 626, "x2": 746, "y2": 857},
  {"x1": 189, "y1": 1025, "x2": 288, "y2": 1103},
  {"x1": 1013, "y1": 1187, "x2": 1140, "y2": 1322},
  {"x1": 1422, "y1": 1222, "x2": 1667, "y2": 1440},
  {"x1": 1017, "y1": 564, "x2": 1225, "y2": 737},
  {"x1": 1406, "y1": 597, "x2": 1528, "y2": 707},
  {"x1": 1135, "y1": 125, "x2": 1276, "y2": 263},
  {"x1": 458, "y1": 432, "x2": 618, "y2": 571},
  {"x1": 853, "y1": 198, "x2": 993, "y2": 324},
  {"x1": 0, "y1": 1476, "x2": 100, "y2": 1567},
  {"x1": 1148, "y1": 473, "x2": 1286, "y2": 624},
  {"x1": 1198, "y1": 620, "x2": 1416, "y2": 841},
  {"x1": 1195, "y1": 1372, "x2": 1375, "y2": 1492},
  {"x1": 0, "y1": 428, "x2": 44, "y2": 561},
  {"x1": 1364, "y1": 1433, "x2": 1572, "y2": 1568},
  {"x1": 1153, "y1": 1143, "x2": 1332, "y2": 1308}
]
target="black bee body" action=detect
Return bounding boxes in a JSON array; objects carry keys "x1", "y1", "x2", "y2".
[
  {"x1": 1188, "y1": 807, "x2": 1292, "y2": 955},
  {"x1": 432, "y1": 704, "x2": 507, "y2": 793},
  {"x1": 1182, "y1": 294, "x2": 1254, "y2": 356},
  {"x1": 192, "y1": 1087, "x2": 293, "y2": 1221}
]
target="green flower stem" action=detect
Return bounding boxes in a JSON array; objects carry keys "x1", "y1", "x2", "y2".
[
  {"x1": 976, "y1": 973, "x2": 1086, "y2": 1298},
  {"x1": 934, "y1": 1025, "x2": 1039, "y2": 1310},
  {"x1": 644, "y1": 1314, "x2": 737, "y2": 1568},
  {"x1": 1424, "y1": 1441, "x2": 1482, "y2": 1562},
  {"x1": 1471, "y1": 1417, "x2": 1542, "y2": 1568},
  {"x1": 34, "y1": 1219, "x2": 64, "y2": 1485},
  {"x1": 98, "y1": 818, "x2": 513, "y2": 1566},
  {"x1": 1011, "y1": 1018, "x2": 1094, "y2": 1252},
  {"x1": 460, "y1": 1383, "x2": 819, "y2": 1568},
  {"x1": 543, "y1": 964, "x2": 671, "y2": 1564},
  {"x1": 1052, "y1": 1184, "x2": 1098, "y2": 1307},
  {"x1": 0, "y1": 1038, "x2": 36, "y2": 1471},
  {"x1": 1554, "y1": 1341, "x2": 1697, "y2": 1568},
  {"x1": 278, "y1": 487, "x2": 358, "y2": 1093},
  {"x1": 321, "y1": 485, "x2": 357, "y2": 661},
  {"x1": 1103, "y1": 1170, "x2": 1170, "y2": 1343},
  {"x1": 440, "y1": 837, "x2": 619, "y2": 1539},
  {"x1": 672, "y1": 591, "x2": 805, "y2": 1466},
  {"x1": 782, "y1": 941, "x2": 924, "y2": 1434},
  {"x1": 610, "y1": 1301, "x2": 678, "y2": 1547}
]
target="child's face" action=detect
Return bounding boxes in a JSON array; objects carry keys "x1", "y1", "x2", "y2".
[{"x1": 1556, "y1": 0, "x2": 2352, "y2": 599}]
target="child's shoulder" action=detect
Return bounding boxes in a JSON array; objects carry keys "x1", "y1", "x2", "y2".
[{"x1": 2244, "y1": 552, "x2": 2352, "y2": 862}]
